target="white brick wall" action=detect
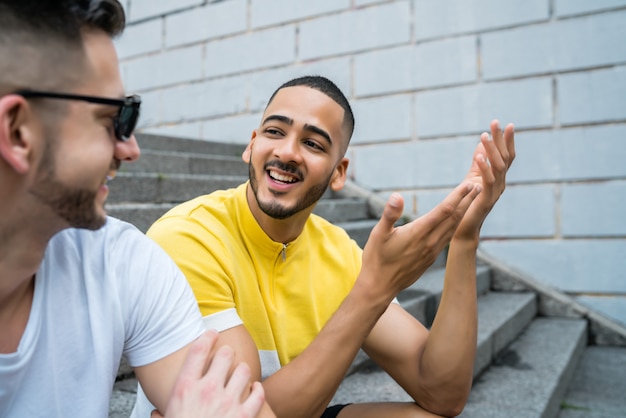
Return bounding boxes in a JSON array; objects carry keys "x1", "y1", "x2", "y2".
[
  {"x1": 128, "y1": 0, "x2": 202, "y2": 21},
  {"x1": 354, "y1": 36, "x2": 477, "y2": 96},
  {"x1": 165, "y1": 0, "x2": 247, "y2": 48},
  {"x1": 414, "y1": 78, "x2": 553, "y2": 136},
  {"x1": 204, "y1": 25, "x2": 296, "y2": 77},
  {"x1": 251, "y1": 0, "x2": 349, "y2": 28},
  {"x1": 414, "y1": 0, "x2": 548, "y2": 40},
  {"x1": 299, "y1": 2, "x2": 411, "y2": 60},
  {"x1": 119, "y1": 0, "x2": 626, "y2": 324}
]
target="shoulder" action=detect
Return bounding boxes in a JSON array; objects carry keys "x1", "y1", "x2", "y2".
[
  {"x1": 149, "y1": 187, "x2": 242, "y2": 236},
  {"x1": 48, "y1": 216, "x2": 146, "y2": 258}
]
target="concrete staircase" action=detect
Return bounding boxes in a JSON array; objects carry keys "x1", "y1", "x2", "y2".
[{"x1": 108, "y1": 134, "x2": 626, "y2": 418}]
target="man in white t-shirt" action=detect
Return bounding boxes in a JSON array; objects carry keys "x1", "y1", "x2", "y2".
[{"x1": 0, "y1": 1, "x2": 264, "y2": 417}]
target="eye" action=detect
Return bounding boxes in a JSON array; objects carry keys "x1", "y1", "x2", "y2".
[
  {"x1": 303, "y1": 139, "x2": 324, "y2": 152},
  {"x1": 101, "y1": 114, "x2": 117, "y2": 136},
  {"x1": 263, "y1": 127, "x2": 284, "y2": 137}
]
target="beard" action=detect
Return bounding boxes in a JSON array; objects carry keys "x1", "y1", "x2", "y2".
[
  {"x1": 249, "y1": 158, "x2": 331, "y2": 220},
  {"x1": 29, "y1": 138, "x2": 106, "y2": 231},
  {"x1": 30, "y1": 179, "x2": 104, "y2": 230}
]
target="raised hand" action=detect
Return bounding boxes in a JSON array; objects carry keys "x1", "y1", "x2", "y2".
[
  {"x1": 160, "y1": 331, "x2": 265, "y2": 418},
  {"x1": 360, "y1": 180, "x2": 482, "y2": 299},
  {"x1": 454, "y1": 120, "x2": 516, "y2": 242}
]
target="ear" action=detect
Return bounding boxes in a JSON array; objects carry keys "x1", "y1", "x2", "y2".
[
  {"x1": 0, "y1": 95, "x2": 34, "y2": 174},
  {"x1": 242, "y1": 130, "x2": 257, "y2": 164},
  {"x1": 329, "y1": 157, "x2": 349, "y2": 192}
]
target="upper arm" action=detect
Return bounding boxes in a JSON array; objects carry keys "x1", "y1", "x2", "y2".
[
  {"x1": 363, "y1": 303, "x2": 429, "y2": 390},
  {"x1": 134, "y1": 342, "x2": 192, "y2": 413},
  {"x1": 210, "y1": 325, "x2": 277, "y2": 417},
  {"x1": 134, "y1": 326, "x2": 276, "y2": 417},
  {"x1": 216, "y1": 324, "x2": 263, "y2": 381}
]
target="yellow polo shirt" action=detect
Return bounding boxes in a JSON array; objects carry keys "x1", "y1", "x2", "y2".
[{"x1": 147, "y1": 182, "x2": 362, "y2": 378}]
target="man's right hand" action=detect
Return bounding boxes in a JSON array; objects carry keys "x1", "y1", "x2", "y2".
[
  {"x1": 359, "y1": 181, "x2": 481, "y2": 301},
  {"x1": 158, "y1": 330, "x2": 265, "y2": 418}
]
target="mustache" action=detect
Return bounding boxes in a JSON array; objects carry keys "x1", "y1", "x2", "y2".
[{"x1": 263, "y1": 160, "x2": 303, "y2": 179}]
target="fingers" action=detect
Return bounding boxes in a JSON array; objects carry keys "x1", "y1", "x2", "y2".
[
  {"x1": 475, "y1": 152, "x2": 495, "y2": 187},
  {"x1": 481, "y1": 129, "x2": 506, "y2": 174},
  {"x1": 203, "y1": 345, "x2": 235, "y2": 387},
  {"x1": 241, "y1": 381, "x2": 265, "y2": 418},
  {"x1": 489, "y1": 120, "x2": 506, "y2": 167},
  {"x1": 373, "y1": 193, "x2": 404, "y2": 236},
  {"x1": 166, "y1": 333, "x2": 264, "y2": 418},
  {"x1": 224, "y1": 361, "x2": 251, "y2": 399},
  {"x1": 429, "y1": 182, "x2": 482, "y2": 240},
  {"x1": 488, "y1": 119, "x2": 515, "y2": 170},
  {"x1": 421, "y1": 182, "x2": 479, "y2": 232},
  {"x1": 504, "y1": 122, "x2": 516, "y2": 164},
  {"x1": 179, "y1": 330, "x2": 219, "y2": 381}
]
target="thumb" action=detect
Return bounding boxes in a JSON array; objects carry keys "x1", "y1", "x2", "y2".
[{"x1": 377, "y1": 193, "x2": 404, "y2": 234}]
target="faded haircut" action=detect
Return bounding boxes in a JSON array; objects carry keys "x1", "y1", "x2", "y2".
[
  {"x1": 266, "y1": 75, "x2": 355, "y2": 146},
  {"x1": 0, "y1": 0, "x2": 126, "y2": 94}
]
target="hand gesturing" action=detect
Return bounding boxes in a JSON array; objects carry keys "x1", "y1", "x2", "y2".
[{"x1": 454, "y1": 120, "x2": 516, "y2": 242}]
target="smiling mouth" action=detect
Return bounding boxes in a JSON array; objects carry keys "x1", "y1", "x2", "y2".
[{"x1": 268, "y1": 169, "x2": 299, "y2": 184}]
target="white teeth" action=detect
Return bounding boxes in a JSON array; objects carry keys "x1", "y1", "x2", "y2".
[
  {"x1": 105, "y1": 172, "x2": 116, "y2": 184},
  {"x1": 269, "y1": 170, "x2": 297, "y2": 183}
]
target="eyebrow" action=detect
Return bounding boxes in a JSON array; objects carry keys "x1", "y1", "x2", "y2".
[{"x1": 262, "y1": 114, "x2": 333, "y2": 146}]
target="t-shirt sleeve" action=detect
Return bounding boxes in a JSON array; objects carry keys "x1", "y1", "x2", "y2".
[
  {"x1": 109, "y1": 221, "x2": 205, "y2": 368},
  {"x1": 147, "y1": 215, "x2": 237, "y2": 322}
]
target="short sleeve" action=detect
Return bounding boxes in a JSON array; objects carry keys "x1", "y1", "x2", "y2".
[{"x1": 107, "y1": 220, "x2": 205, "y2": 367}]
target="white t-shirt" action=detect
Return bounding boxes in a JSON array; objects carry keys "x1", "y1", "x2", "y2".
[{"x1": 0, "y1": 217, "x2": 205, "y2": 418}]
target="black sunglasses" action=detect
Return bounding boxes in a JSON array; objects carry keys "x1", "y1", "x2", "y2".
[{"x1": 15, "y1": 89, "x2": 141, "y2": 141}]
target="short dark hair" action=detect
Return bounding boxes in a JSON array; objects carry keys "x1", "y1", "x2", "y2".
[
  {"x1": 0, "y1": 0, "x2": 126, "y2": 93},
  {"x1": 266, "y1": 75, "x2": 355, "y2": 145}
]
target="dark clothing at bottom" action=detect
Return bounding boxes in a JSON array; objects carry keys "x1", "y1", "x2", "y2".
[{"x1": 321, "y1": 404, "x2": 351, "y2": 418}]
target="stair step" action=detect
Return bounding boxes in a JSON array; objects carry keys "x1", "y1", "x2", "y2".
[
  {"x1": 109, "y1": 197, "x2": 372, "y2": 234},
  {"x1": 136, "y1": 133, "x2": 245, "y2": 156},
  {"x1": 346, "y1": 266, "x2": 491, "y2": 374},
  {"x1": 474, "y1": 292, "x2": 537, "y2": 378},
  {"x1": 334, "y1": 318, "x2": 587, "y2": 415},
  {"x1": 558, "y1": 346, "x2": 626, "y2": 418},
  {"x1": 119, "y1": 150, "x2": 247, "y2": 177},
  {"x1": 331, "y1": 362, "x2": 412, "y2": 404},
  {"x1": 107, "y1": 203, "x2": 176, "y2": 233},
  {"x1": 459, "y1": 317, "x2": 587, "y2": 418},
  {"x1": 312, "y1": 198, "x2": 370, "y2": 223},
  {"x1": 398, "y1": 265, "x2": 491, "y2": 326},
  {"x1": 335, "y1": 219, "x2": 378, "y2": 248},
  {"x1": 107, "y1": 173, "x2": 247, "y2": 204}
]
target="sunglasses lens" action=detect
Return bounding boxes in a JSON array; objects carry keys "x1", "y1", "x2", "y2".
[{"x1": 116, "y1": 103, "x2": 139, "y2": 141}]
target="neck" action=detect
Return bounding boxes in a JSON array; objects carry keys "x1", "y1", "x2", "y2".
[
  {"x1": 245, "y1": 184, "x2": 313, "y2": 244},
  {"x1": 0, "y1": 228, "x2": 49, "y2": 299},
  {"x1": 0, "y1": 274, "x2": 35, "y2": 354},
  {"x1": 0, "y1": 203, "x2": 58, "y2": 354},
  {"x1": 0, "y1": 199, "x2": 64, "y2": 304}
]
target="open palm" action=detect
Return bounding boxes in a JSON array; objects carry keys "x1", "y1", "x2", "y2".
[{"x1": 454, "y1": 120, "x2": 516, "y2": 242}]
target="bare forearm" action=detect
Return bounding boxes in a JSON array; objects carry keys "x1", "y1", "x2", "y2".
[
  {"x1": 263, "y1": 279, "x2": 392, "y2": 418},
  {"x1": 416, "y1": 238, "x2": 478, "y2": 413}
]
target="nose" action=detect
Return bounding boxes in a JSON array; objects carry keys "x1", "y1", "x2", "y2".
[
  {"x1": 114, "y1": 134, "x2": 141, "y2": 162},
  {"x1": 274, "y1": 135, "x2": 302, "y2": 165}
]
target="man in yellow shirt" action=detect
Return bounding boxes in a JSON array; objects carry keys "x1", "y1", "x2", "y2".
[
  {"x1": 136, "y1": 75, "x2": 515, "y2": 418},
  {"x1": 0, "y1": 1, "x2": 263, "y2": 416}
]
